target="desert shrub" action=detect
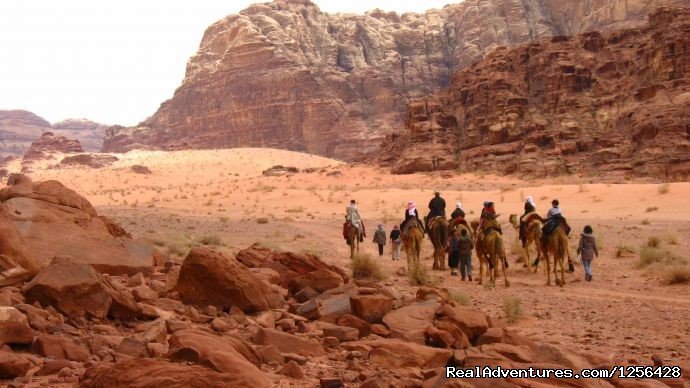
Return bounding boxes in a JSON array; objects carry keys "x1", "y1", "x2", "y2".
[
  {"x1": 657, "y1": 183, "x2": 670, "y2": 194},
  {"x1": 662, "y1": 232, "x2": 679, "y2": 245},
  {"x1": 196, "y1": 234, "x2": 223, "y2": 246},
  {"x1": 285, "y1": 206, "x2": 304, "y2": 213},
  {"x1": 449, "y1": 291, "x2": 471, "y2": 306},
  {"x1": 615, "y1": 245, "x2": 636, "y2": 258},
  {"x1": 165, "y1": 235, "x2": 193, "y2": 257},
  {"x1": 645, "y1": 206, "x2": 659, "y2": 213},
  {"x1": 408, "y1": 263, "x2": 436, "y2": 286},
  {"x1": 662, "y1": 265, "x2": 690, "y2": 285},
  {"x1": 503, "y1": 296, "x2": 523, "y2": 323},
  {"x1": 641, "y1": 219, "x2": 650, "y2": 225},
  {"x1": 647, "y1": 236, "x2": 661, "y2": 248},
  {"x1": 352, "y1": 254, "x2": 387, "y2": 280},
  {"x1": 256, "y1": 217, "x2": 269, "y2": 224}
]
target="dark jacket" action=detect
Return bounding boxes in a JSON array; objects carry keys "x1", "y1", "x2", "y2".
[
  {"x1": 451, "y1": 208, "x2": 465, "y2": 220},
  {"x1": 373, "y1": 229, "x2": 387, "y2": 245},
  {"x1": 458, "y1": 235, "x2": 473, "y2": 256},
  {"x1": 428, "y1": 196, "x2": 446, "y2": 218},
  {"x1": 404, "y1": 208, "x2": 419, "y2": 223},
  {"x1": 523, "y1": 201, "x2": 535, "y2": 215},
  {"x1": 577, "y1": 233, "x2": 598, "y2": 261},
  {"x1": 390, "y1": 229, "x2": 401, "y2": 242}
]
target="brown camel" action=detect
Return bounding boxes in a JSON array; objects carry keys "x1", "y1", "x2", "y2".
[
  {"x1": 346, "y1": 223, "x2": 360, "y2": 259},
  {"x1": 540, "y1": 224, "x2": 569, "y2": 286},
  {"x1": 477, "y1": 217, "x2": 510, "y2": 287},
  {"x1": 429, "y1": 217, "x2": 449, "y2": 271},
  {"x1": 403, "y1": 220, "x2": 424, "y2": 271},
  {"x1": 509, "y1": 213, "x2": 542, "y2": 272}
]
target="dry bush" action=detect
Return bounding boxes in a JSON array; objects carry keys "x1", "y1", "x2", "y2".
[
  {"x1": 662, "y1": 232, "x2": 679, "y2": 245},
  {"x1": 503, "y1": 296, "x2": 523, "y2": 323},
  {"x1": 449, "y1": 291, "x2": 471, "y2": 306},
  {"x1": 615, "y1": 245, "x2": 636, "y2": 258},
  {"x1": 657, "y1": 183, "x2": 670, "y2": 194},
  {"x1": 285, "y1": 206, "x2": 305, "y2": 213},
  {"x1": 647, "y1": 236, "x2": 661, "y2": 248},
  {"x1": 196, "y1": 234, "x2": 224, "y2": 246},
  {"x1": 352, "y1": 254, "x2": 387, "y2": 281},
  {"x1": 408, "y1": 263, "x2": 436, "y2": 286},
  {"x1": 256, "y1": 217, "x2": 269, "y2": 224},
  {"x1": 662, "y1": 265, "x2": 690, "y2": 285},
  {"x1": 641, "y1": 219, "x2": 651, "y2": 225},
  {"x1": 645, "y1": 206, "x2": 659, "y2": 213}
]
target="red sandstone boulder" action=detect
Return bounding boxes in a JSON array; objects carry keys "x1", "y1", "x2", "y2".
[
  {"x1": 0, "y1": 350, "x2": 31, "y2": 379},
  {"x1": 174, "y1": 247, "x2": 284, "y2": 312},
  {"x1": 0, "y1": 179, "x2": 153, "y2": 275},
  {"x1": 346, "y1": 339, "x2": 453, "y2": 369},
  {"x1": 23, "y1": 258, "x2": 111, "y2": 319},
  {"x1": 0, "y1": 306, "x2": 33, "y2": 345},
  {"x1": 350, "y1": 294, "x2": 393, "y2": 323},
  {"x1": 382, "y1": 299, "x2": 440, "y2": 338},
  {"x1": 80, "y1": 358, "x2": 252, "y2": 388},
  {"x1": 33, "y1": 334, "x2": 90, "y2": 362},
  {"x1": 22, "y1": 132, "x2": 83, "y2": 161},
  {"x1": 0, "y1": 205, "x2": 40, "y2": 283},
  {"x1": 59, "y1": 153, "x2": 118, "y2": 168},
  {"x1": 253, "y1": 328, "x2": 325, "y2": 357},
  {"x1": 433, "y1": 303, "x2": 490, "y2": 344}
]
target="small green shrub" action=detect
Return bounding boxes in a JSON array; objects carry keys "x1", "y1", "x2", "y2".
[
  {"x1": 352, "y1": 254, "x2": 387, "y2": 281},
  {"x1": 408, "y1": 263, "x2": 436, "y2": 286},
  {"x1": 449, "y1": 291, "x2": 471, "y2": 306},
  {"x1": 657, "y1": 183, "x2": 670, "y2": 194},
  {"x1": 503, "y1": 296, "x2": 523, "y2": 323},
  {"x1": 663, "y1": 265, "x2": 690, "y2": 285}
]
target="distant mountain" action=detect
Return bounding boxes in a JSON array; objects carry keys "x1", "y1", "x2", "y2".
[
  {"x1": 102, "y1": 0, "x2": 688, "y2": 161},
  {"x1": 0, "y1": 110, "x2": 107, "y2": 157}
]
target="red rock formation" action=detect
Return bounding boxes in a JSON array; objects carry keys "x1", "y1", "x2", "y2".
[
  {"x1": 0, "y1": 111, "x2": 106, "y2": 157},
  {"x1": 22, "y1": 132, "x2": 83, "y2": 161},
  {"x1": 382, "y1": 7, "x2": 690, "y2": 180},
  {"x1": 101, "y1": 0, "x2": 685, "y2": 160}
]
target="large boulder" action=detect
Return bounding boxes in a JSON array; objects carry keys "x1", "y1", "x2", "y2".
[
  {"x1": 382, "y1": 299, "x2": 440, "y2": 338},
  {"x1": 253, "y1": 328, "x2": 325, "y2": 357},
  {"x1": 80, "y1": 358, "x2": 252, "y2": 388},
  {"x1": 0, "y1": 205, "x2": 40, "y2": 283},
  {"x1": 433, "y1": 303, "x2": 490, "y2": 344},
  {"x1": 0, "y1": 179, "x2": 154, "y2": 275},
  {"x1": 0, "y1": 350, "x2": 31, "y2": 379},
  {"x1": 168, "y1": 329, "x2": 262, "y2": 367},
  {"x1": 23, "y1": 258, "x2": 111, "y2": 319},
  {"x1": 33, "y1": 334, "x2": 91, "y2": 362},
  {"x1": 350, "y1": 294, "x2": 393, "y2": 323},
  {"x1": 346, "y1": 339, "x2": 453, "y2": 369},
  {"x1": 0, "y1": 306, "x2": 34, "y2": 345},
  {"x1": 174, "y1": 247, "x2": 284, "y2": 312},
  {"x1": 22, "y1": 132, "x2": 83, "y2": 161}
]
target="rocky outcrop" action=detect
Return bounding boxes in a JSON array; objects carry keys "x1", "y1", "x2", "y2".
[
  {"x1": 59, "y1": 153, "x2": 118, "y2": 168},
  {"x1": 0, "y1": 177, "x2": 154, "y2": 274},
  {"x1": 382, "y1": 7, "x2": 690, "y2": 180},
  {"x1": 101, "y1": 0, "x2": 685, "y2": 160},
  {"x1": 0, "y1": 110, "x2": 106, "y2": 158},
  {"x1": 22, "y1": 132, "x2": 83, "y2": 161}
]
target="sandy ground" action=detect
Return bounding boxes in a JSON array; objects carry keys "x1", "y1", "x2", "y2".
[{"x1": 11, "y1": 148, "x2": 690, "y2": 366}]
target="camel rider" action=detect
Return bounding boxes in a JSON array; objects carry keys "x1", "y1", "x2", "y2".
[
  {"x1": 478, "y1": 201, "x2": 498, "y2": 234},
  {"x1": 346, "y1": 200, "x2": 365, "y2": 242},
  {"x1": 519, "y1": 196, "x2": 538, "y2": 247},
  {"x1": 542, "y1": 199, "x2": 570, "y2": 241},
  {"x1": 426, "y1": 191, "x2": 446, "y2": 231},
  {"x1": 450, "y1": 202, "x2": 465, "y2": 220},
  {"x1": 402, "y1": 201, "x2": 420, "y2": 235}
]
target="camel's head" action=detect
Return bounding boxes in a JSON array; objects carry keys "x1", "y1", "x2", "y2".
[
  {"x1": 470, "y1": 219, "x2": 479, "y2": 232},
  {"x1": 509, "y1": 214, "x2": 518, "y2": 227}
]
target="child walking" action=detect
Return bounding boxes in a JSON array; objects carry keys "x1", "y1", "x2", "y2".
[
  {"x1": 577, "y1": 225, "x2": 598, "y2": 281},
  {"x1": 373, "y1": 224, "x2": 387, "y2": 257},
  {"x1": 448, "y1": 230, "x2": 460, "y2": 276},
  {"x1": 389, "y1": 225, "x2": 402, "y2": 261},
  {"x1": 458, "y1": 228, "x2": 473, "y2": 281}
]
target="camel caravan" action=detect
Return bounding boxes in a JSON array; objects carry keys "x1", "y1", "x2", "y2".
[{"x1": 343, "y1": 192, "x2": 578, "y2": 288}]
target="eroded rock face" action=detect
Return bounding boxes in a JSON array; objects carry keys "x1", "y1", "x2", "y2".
[
  {"x1": 101, "y1": 0, "x2": 683, "y2": 160},
  {"x1": 22, "y1": 132, "x2": 83, "y2": 161},
  {"x1": 0, "y1": 179, "x2": 154, "y2": 274},
  {"x1": 382, "y1": 7, "x2": 690, "y2": 180}
]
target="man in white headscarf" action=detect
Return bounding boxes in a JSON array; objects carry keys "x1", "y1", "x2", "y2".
[
  {"x1": 402, "y1": 201, "x2": 420, "y2": 236},
  {"x1": 519, "y1": 195, "x2": 538, "y2": 246},
  {"x1": 450, "y1": 202, "x2": 465, "y2": 220},
  {"x1": 346, "y1": 199, "x2": 365, "y2": 242}
]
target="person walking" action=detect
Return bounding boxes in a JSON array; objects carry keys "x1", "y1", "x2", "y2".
[
  {"x1": 577, "y1": 225, "x2": 599, "y2": 281},
  {"x1": 389, "y1": 225, "x2": 402, "y2": 261},
  {"x1": 458, "y1": 228, "x2": 474, "y2": 281},
  {"x1": 373, "y1": 224, "x2": 387, "y2": 257},
  {"x1": 448, "y1": 229, "x2": 460, "y2": 276}
]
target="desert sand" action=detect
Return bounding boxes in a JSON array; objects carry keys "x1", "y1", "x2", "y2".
[{"x1": 9, "y1": 148, "x2": 689, "y2": 368}]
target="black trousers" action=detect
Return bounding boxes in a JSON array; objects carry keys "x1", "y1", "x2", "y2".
[{"x1": 378, "y1": 244, "x2": 384, "y2": 256}]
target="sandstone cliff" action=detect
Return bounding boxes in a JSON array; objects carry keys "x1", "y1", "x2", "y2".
[
  {"x1": 101, "y1": 0, "x2": 686, "y2": 159},
  {"x1": 381, "y1": 7, "x2": 690, "y2": 180},
  {"x1": 0, "y1": 110, "x2": 106, "y2": 157}
]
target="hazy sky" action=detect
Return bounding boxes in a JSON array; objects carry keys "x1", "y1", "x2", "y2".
[{"x1": 0, "y1": 1, "x2": 452, "y2": 126}]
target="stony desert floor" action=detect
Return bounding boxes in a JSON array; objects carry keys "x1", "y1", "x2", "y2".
[{"x1": 14, "y1": 148, "x2": 690, "y2": 366}]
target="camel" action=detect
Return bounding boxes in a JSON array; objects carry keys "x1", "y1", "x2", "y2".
[
  {"x1": 509, "y1": 213, "x2": 542, "y2": 272},
  {"x1": 403, "y1": 220, "x2": 424, "y2": 271},
  {"x1": 429, "y1": 217, "x2": 449, "y2": 271},
  {"x1": 540, "y1": 223, "x2": 569, "y2": 286},
  {"x1": 472, "y1": 217, "x2": 509, "y2": 287},
  {"x1": 346, "y1": 223, "x2": 360, "y2": 259}
]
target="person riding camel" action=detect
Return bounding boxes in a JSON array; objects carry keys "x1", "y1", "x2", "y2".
[
  {"x1": 346, "y1": 199, "x2": 365, "y2": 242},
  {"x1": 541, "y1": 199, "x2": 570, "y2": 243},
  {"x1": 519, "y1": 196, "x2": 538, "y2": 247},
  {"x1": 401, "y1": 201, "x2": 421, "y2": 236},
  {"x1": 478, "y1": 201, "x2": 497, "y2": 233},
  {"x1": 450, "y1": 202, "x2": 465, "y2": 220},
  {"x1": 426, "y1": 191, "x2": 446, "y2": 232}
]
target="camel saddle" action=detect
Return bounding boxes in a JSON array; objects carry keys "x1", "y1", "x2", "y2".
[
  {"x1": 541, "y1": 215, "x2": 571, "y2": 239},
  {"x1": 450, "y1": 216, "x2": 469, "y2": 229}
]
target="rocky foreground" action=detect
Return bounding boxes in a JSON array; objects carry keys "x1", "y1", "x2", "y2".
[
  {"x1": 1, "y1": 177, "x2": 689, "y2": 387},
  {"x1": 100, "y1": 0, "x2": 685, "y2": 160},
  {"x1": 381, "y1": 6, "x2": 690, "y2": 180}
]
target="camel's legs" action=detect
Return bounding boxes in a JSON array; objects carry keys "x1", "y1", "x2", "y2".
[
  {"x1": 501, "y1": 252, "x2": 510, "y2": 287},
  {"x1": 524, "y1": 243, "x2": 532, "y2": 272},
  {"x1": 545, "y1": 249, "x2": 552, "y2": 286}
]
